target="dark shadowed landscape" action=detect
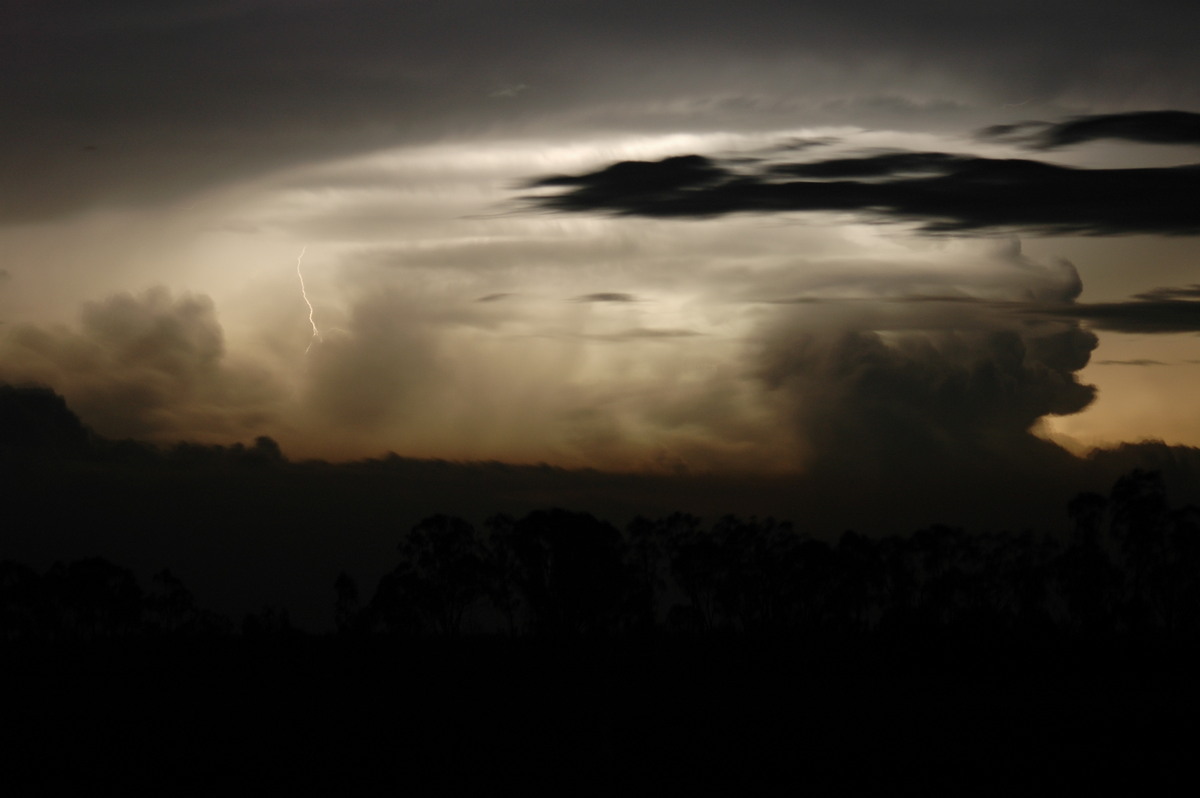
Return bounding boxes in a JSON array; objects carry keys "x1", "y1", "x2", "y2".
[{"x1": 4, "y1": 383, "x2": 1200, "y2": 792}]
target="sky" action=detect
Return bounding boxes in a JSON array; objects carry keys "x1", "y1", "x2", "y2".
[{"x1": 4, "y1": 0, "x2": 1200, "y2": 476}]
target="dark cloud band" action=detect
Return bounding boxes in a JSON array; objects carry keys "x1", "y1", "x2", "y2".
[
  {"x1": 528, "y1": 142, "x2": 1200, "y2": 236},
  {"x1": 981, "y1": 110, "x2": 1200, "y2": 150},
  {"x1": 1036, "y1": 297, "x2": 1200, "y2": 334},
  {"x1": 573, "y1": 292, "x2": 639, "y2": 303}
]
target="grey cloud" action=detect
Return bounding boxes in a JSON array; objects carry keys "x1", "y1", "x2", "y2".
[
  {"x1": 1132, "y1": 284, "x2": 1200, "y2": 301},
  {"x1": 528, "y1": 129, "x2": 1200, "y2": 235},
  {"x1": 744, "y1": 246, "x2": 1098, "y2": 473},
  {"x1": 0, "y1": 288, "x2": 282, "y2": 440},
  {"x1": 764, "y1": 295, "x2": 992, "y2": 306},
  {"x1": 301, "y1": 290, "x2": 441, "y2": 430},
  {"x1": 773, "y1": 137, "x2": 841, "y2": 152},
  {"x1": 573, "y1": 293, "x2": 639, "y2": 303},
  {"x1": 747, "y1": 274, "x2": 1194, "y2": 473},
  {"x1": 1037, "y1": 294, "x2": 1200, "y2": 334},
  {"x1": 588, "y1": 328, "x2": 702, "y2": 341},
  {"x1": 8, "y1": 2, "x2": 1200, "y2": 221},
  {"x1": 538, "y1": 155, "x2": 728, "y2": 196},
  {"x1": 820, "y1": 95, "x2": 969, "y2": 116},
  {"x1": 861, "y1": 281, "x2": 1200, "y2": 336},
  {"x1": 758, "y1": 319, "x2": 1098, "y2": 474},
  {"x1": 981, "y1": 110, "x2": 1200, "y2": 149},
  {"x1": 490, "y1": 83, "x2": 529, "y2": 99},
  {"x1": 770, "y1": 151, "x2": 966, "y2": 179},
  {"x1": 361, "y1": 237, "x2": 643, "y2": 275},
  {"x1": 708, "y1": 242, "x2": 1083, "y2": 308}
]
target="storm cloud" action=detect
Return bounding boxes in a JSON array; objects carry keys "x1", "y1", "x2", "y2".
[
  {"x1": 6, "y1": 1, "x2": 1200, "y2": 483},
  {"x1": 981, "y1": 110, "x2": 1200, "y2": 149},
  {"x1": 1036, "y1": 285, "x2": 1200, "y2": 333},
  {"x1": 528, "y1": 131, "x2": 1200, "y2": 235},
  {"x1": 8, "y1": 2, "x2": 1200, "y2": 222},
  {"x1": 0, "y1": 288, "x2": 282, "y2": 441},
  {"x1": 573, "y1": 293, "x2": 640, "y2": 303},
  {"x1": 757, "y1": 302, "x2": 1098, "y2": 475}
]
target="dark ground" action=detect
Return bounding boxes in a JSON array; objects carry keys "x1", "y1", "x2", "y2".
[{"x1": 4, "y1": 634, "x2": 1197, "y2": 795}]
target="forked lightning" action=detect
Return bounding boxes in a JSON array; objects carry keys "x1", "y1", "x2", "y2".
[{"x1": 296, "y1": 245, "x2": 321, "y2": 353}]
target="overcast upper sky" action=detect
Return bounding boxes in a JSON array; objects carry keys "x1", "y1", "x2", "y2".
[{"x1": 4, "y1": 0, "x2": 1200, "y2": 476}]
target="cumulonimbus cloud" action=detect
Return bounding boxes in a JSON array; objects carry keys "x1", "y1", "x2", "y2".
[
  {"x1": 757, "y1": 301, "x2": 1099, "y2": 474},
  {"x1": 522, "y1": 121, "x2": 1200, "y2": 471},
  {"x1": 0, "y1": 288, "x2": 282, "y2": 442}
]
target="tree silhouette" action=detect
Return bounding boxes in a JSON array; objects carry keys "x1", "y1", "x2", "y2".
[
  {"x1": 482, "y1": 513, "x2": 523, "y2": 636},
  {"x1": 366, "y1": 563, "x2": 423, "y2": 635},
  {"x1": 398, "y1": 514, "x2": 487, "y2": 637},
  {"x1": 708, "y1": 515, "x2": 810, "y2": 633},
  {"x1": 1110, "y1": 469, "x2": 1169, "y2": 630},
  {"x1": 45, "y1": 557, "x2": 144, "y2": 639},
  {"x1": 1057, "y1": 492, "x2": 1120, "y2": 634},
  {"x1": 833, "y1": 530, "x2": 885, "y2": 632},
  {"x1": 624, "y1": 515, "x2": 669, "y2": 634},
  {"x1": 1165, "y1": 504, "x2": 1200, "y2": 633},
  {"x1": 333, "y1": 571, "x2": 361, "y2": 635},
  {"x1": 491, "y1": 509, "x2": 628, "y2": 638},
  {"x1": 241, "y1": 604, "x2": 294, "y2": 637},
  {"x1": 146, "y1": 568, "x2": 197, "y2": 634},
  {"x1": 783, "y1": 535, "x2": 838, "y2": 632},
  {"x1": 662, "y1": 513, "x2": 720, "y2": 633},
  {"x1": 0, "y1": 383, "x2": 91, "y2": 457},
  {"x1": 0, "y1": 559, "x2": 41, "y2": 642}
]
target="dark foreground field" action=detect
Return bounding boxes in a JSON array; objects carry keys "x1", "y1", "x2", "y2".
[{"x1": 4, "y1": 634, "x2": 1198, "y2": 795}]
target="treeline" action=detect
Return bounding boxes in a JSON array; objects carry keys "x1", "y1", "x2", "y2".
[
  {"x1": 4, "y1": 468, "x2": 1198, "y2": 643},
  {"x1": 0, "y1": 559, "x2": 232, "y2": 642},
  {"x1": 0, "y1": 556, "x2": 319, "y2": 642},
  {"x1": 346, "y1": 467, "x2": 1200, "y2": 640}
]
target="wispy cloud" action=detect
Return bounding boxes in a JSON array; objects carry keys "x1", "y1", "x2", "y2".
[
  {"x1": 1132, "y1": 284, "x2": 1200, "y2": 301},
  {"x1": 585, "y1": 327, "x2": 702, "y2": 341},
  {"x1": 572, "y1": 292, "x2": 640, "y2": 303}
]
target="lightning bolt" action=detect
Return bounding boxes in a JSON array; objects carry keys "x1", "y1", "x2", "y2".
[{"x1": 296, "y1": 245, "x2": 321, "y2": 353}]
